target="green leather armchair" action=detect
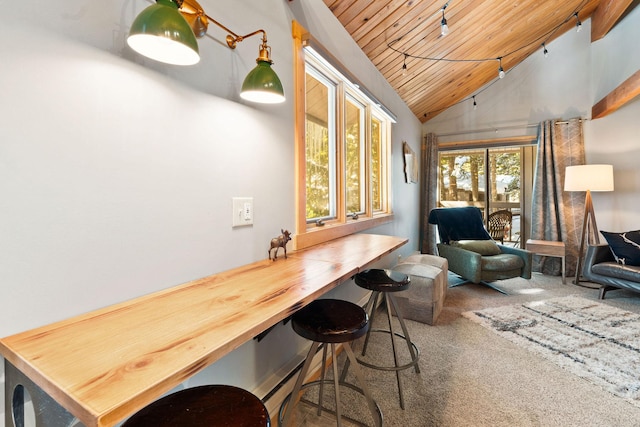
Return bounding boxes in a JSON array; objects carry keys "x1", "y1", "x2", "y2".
[{"x1": 428, "y1": 207, "x2": 532, "y2": 294}]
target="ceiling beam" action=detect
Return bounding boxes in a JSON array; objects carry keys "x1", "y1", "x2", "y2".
[
  {"x1": 591, "y1": 0, "x2": 635, "y2": 41},
  {"x1": 592, "y1": 69, "x2": 640, "y2": 119}
]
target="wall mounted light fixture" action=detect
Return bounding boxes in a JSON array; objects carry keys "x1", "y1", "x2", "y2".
[{"x1": 127, "y1": 0, "x2": 285, "y2": 103}]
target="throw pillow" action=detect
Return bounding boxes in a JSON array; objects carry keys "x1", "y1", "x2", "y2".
[
  {"x1": 451, "y1": 239, "x2": 502, "y2": 256},
  {"x1": 601, "y1": 230, "x2": 640, "y2": 266}
]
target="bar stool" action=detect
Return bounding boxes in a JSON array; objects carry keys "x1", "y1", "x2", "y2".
[
  {"x1": 122, "y1": 384, "x2": 270, "y2": 426},
  {"x1": 351, "y1": 268, "x2": 420, "y2": 409},
  {"x1": 278, "y1": 298, "x2": 382, "y2": 427}
]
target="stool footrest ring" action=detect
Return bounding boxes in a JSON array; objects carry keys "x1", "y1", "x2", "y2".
[{"x1": 358, "y1": 329, "x2": 420, "y2": 372}]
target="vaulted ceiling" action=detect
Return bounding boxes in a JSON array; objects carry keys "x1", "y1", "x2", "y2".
[{"x1": 323, "y1": 0, "x2": 635, "y2": 123}]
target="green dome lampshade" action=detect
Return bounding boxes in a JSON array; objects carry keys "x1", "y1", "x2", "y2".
[
  {"x1": 240, "y1": 60, "x2": 286, "y2": 104},
  {"x1": 127, "y1": 0, "x2": 200, "y2": 66}
]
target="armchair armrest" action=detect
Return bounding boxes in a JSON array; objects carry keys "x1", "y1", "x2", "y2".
[
  {"x1": 498, "y1": 245, "x2": 533, "y2": 279},
  {"x1": 437, "y1": 243, "x2": 482, "y2": 283}
]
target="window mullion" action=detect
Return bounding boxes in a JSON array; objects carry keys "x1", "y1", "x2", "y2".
[
  {"x1": 336, "y1": 82, "x2": 346, "y2": 224},
  {"x1": 364, "y1": 106, "x2": 372, "y2": 217}
]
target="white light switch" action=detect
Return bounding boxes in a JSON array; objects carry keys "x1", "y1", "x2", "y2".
[{"x1": 232, "y1": 197, "x2": 253, "y2": 227}]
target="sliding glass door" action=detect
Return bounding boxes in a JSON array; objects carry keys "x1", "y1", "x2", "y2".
[{"x1": 438, "y1": 146, "x2": 532, "y2": 246}]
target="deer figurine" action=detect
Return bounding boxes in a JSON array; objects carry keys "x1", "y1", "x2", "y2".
[{"x1": 269, "y1": 229, "x2": 292, "y2": 260}]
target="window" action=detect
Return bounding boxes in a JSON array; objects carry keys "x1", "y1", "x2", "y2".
[{"x1": 293, "y1": 22, "x2": 394, "y2": 249}]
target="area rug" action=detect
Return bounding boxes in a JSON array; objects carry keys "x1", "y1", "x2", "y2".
[{"x1": 463, "y1": 295, "x2": 640, "y2": 408}]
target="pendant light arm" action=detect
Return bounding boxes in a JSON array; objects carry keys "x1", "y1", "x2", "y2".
[
  {"x1": 224, "y1": 29, "x2": 273, "y2": 64},
  {"x1": 201, "y1": 18, "x2": 272, "y2": 63},
  {"x1": 202, "y1": 13, "x2": 266, "y2": 52},
  {"x1": 225, "y1": 29, "x2": 266, "y2": 48},
  {"x1": 174, "y1": 0, "x2": 270, "y2": 54}
]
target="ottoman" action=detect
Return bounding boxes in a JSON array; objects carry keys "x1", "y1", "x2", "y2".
[{"x1": 391, "y1": 254, "x2": 448, "y2": 325}]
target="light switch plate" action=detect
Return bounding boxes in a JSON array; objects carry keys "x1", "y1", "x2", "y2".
[{"x1": 232, "y1": 197, "x2": 253, "y2": 227}]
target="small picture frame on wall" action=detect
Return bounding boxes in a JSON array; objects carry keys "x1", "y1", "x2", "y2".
[{"x1": 403, "y1": 141, "x2": 418, "y2": 183}]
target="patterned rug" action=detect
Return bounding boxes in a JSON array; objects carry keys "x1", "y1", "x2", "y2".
[{"x1": 463, "y1": 295, "x2": 640, "y2": 408}]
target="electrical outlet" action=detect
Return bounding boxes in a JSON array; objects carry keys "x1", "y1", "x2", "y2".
[{"x1": 232, "y1": 197, "x2": 253, "y2": 227}]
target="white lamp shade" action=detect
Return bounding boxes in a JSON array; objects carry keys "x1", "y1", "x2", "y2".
[{"x1": 564, "y1": 164, "x2": 614, "y2": 192}]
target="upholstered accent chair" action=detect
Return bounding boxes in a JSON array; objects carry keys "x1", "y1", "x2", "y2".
[{"x1": 428, "y1": 207, "x2": 532, "y2": 294}]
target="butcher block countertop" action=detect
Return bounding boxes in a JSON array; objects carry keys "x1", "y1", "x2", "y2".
[{"x1": 0, "y1": 233, "x2": 407, "y2": 427}]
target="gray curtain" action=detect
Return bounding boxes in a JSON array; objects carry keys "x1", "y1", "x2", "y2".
[
  {"x1": 420, "y1": 133, "x2": 439, "y2": 254},
  {"x1": 531, "y1": 118, "x2": 585, "y2": 276}
]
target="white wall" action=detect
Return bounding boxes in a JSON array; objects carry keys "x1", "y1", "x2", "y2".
[
  {"x1": 585, "y1": 7, "x2": 640, "y2": 231},
  {"x1": 0, "y1": 0, "x2": 422, "y2": 424},
  {"x1": 424, "y1": 8, "x2": 640, "y2": 233}
]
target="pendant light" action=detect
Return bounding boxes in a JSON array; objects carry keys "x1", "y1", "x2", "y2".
[
  {"x1": 240, "y1": 40, "x2": 285, "y2": 104},
  {"x1": 127, "y1": 0, "x2": 200, "y2": 66}
]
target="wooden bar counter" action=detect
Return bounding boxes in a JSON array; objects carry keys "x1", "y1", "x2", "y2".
[{"x1": 1, "y1": 233, "x2": 407, "y2": 427}]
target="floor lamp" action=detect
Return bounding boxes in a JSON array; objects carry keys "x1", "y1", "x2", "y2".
[{"x1": 564, "y1": 164, "x2": 614, "y2": 285}]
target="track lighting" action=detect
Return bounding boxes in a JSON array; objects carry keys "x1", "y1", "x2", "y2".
[
  {"x1": 542, "y1": 42, "x2": 549, "y2": 57},
  {"x1": 439, "y1": 2, "x2": 450, "y2": 37},
  {"x1": 128, "y1": 0, "x2": 285, "y2": 103},
  {"x1": 440, "y1": 10, "x2": 449, "y2": 36},
  {"x1": 574, "y1": 12, "x2": 582, "y2": 32},
  {"x1": 497, "y1": 58, "x2": 505, "y2": 79}
]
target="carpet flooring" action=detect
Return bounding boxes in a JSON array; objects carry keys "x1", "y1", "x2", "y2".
[
  {"x1": 463, "y1": 295, "x2": 640, "y2": 408},
  {"x1": 281, "y1": 273, "x2": 640, "y2": 426}
]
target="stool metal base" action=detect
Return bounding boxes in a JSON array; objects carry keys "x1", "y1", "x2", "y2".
[
  {"x1": 357, "y1": 329, "x2": 420, "y2": 373},
  {"x1": 350, "y1": 290, "x2": 420, "y2": 409},
  {"x1": 279, "y1": 380, "x2": 381, "y2": 427},
  {"x1": 279, "y1": 342, "x2": 382, "y2": 427}
]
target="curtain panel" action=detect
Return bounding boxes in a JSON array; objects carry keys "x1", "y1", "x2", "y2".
[
  {"x1": 531, "y1": 118, "x2": 585, "y2": 277},
  {"x1": 420, "y1": 133, "x2": 439, "y2": 254}
]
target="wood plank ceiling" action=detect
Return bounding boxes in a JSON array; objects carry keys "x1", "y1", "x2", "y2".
[{"x1": 323, "y1": 0, "x2": 603, "y2": 123}]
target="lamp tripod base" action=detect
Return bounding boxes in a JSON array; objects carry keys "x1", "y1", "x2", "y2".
[{"x1": 573, "y1": 190, "x2": 600, "y2": 287}]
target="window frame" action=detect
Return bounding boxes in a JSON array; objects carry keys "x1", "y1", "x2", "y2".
[{"x1": 293, "y1": 21, "x2": 394, "y2": 250}]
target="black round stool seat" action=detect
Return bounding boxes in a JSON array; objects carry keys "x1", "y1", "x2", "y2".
[
  {"x1": 355, "y1": 269, "x2": 410, "y2": 292},
  {"x1": 292, "y1": 299, "x2": 369, "y2": 343},
  {"x1": 123, "y1": 385, "x2": 270, "y2": 427},
  {"x1": 280, "y1": 299, "x2": 382, "y2": 426}
]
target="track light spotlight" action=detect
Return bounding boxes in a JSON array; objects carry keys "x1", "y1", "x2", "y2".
[
  {"x1": 498, "y1": 57, "x2": 505, "y2": 79},
  {"x1": 439, "y1": 2, "x2": 450, "y2": 36},
  {"x1": 542, "y1": 42, "x2": 549, "y2": 57},
  {"x1": 574, "y1": 12, "x2": 582, "y2": 32},
  {"x1": 472, "y1": 95, "x2": 477, "y2": 110},
  {"x1": 402, "y1": 54, "x2": 408, "y2": 75},
  {"x1": 441, "y1": 11, "x2": 449, "y2": 36}
]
